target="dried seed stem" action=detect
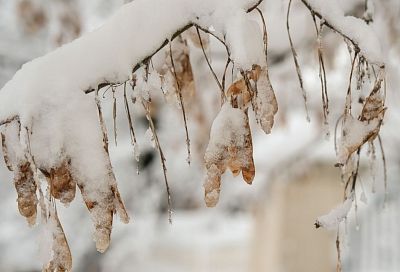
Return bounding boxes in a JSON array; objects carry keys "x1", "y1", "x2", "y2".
[
  {"x1": 169, "y1": 41, "x2": 191, "y2": 165},
  {"x1": 287, "y1": 0, "x2": 310, "y2": 121},
  {"x1": 142, "y1": 101, "x2": 173, "y2": 224}
]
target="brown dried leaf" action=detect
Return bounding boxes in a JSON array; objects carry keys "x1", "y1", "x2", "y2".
[
  {"x1": 253, "y1": 66, "x2": 278, "y2": 134},
  {"x1": 43, "y1": 205, "x2": 72, "y2": 272},
  {"x1": 76, "y1": 181, "x2": 114, "y2": 253},
  {"x1": 241, "y1": 115, "x2": 255, "y2": 184},
  {"x1": 360, "y1": 93, "x2": 384, "y2": 122},
  {"x1": 338, "y1": 114, "x2": 384, "y2": 165},
  {"x1": 204, "y1": 164, "x2": 223, "y2": 207},
  {"x1": 204, "y1": 103, "x2": 256, "y2": 207},
  {"x1": 74, "y1": 162, "x2": 129, "y2": 252},
  {"x1": 41, "y1": 160, "x2": 76, "y2": 205},
  {"x1": 14, "y1": 161, "x2": 38, "y2": 226}
]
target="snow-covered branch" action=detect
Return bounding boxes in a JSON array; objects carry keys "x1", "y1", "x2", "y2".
[{"x1": 301, "y1": 0, "x2": 383, "y2": 65}]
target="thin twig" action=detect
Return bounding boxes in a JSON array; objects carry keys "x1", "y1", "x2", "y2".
[
  {"x1": 377, "y1": 134, "x2": 388, "y2": 205},
  {"x1": 112, "y1": 87, "x2": 118, "y2": 146},
  {"x1": 95, "y1": 89, "x2": 110, "y2": 153},
  {"x1": 169, "y1": 41, "x2": 191, "y2": 164},
  {"x1": 312, "y1": 15, "x2": 329, "y2": 123},
  {"x1": 195, "y1": 27, "x2": 224, "y2": 96},
  {"x1": 221, "y1": 57, "x2": 231, "y2": 97},
  {"x1": 142, "y1": 101, "x2": 173, "y2": 224},
  {"x1": 255, "y1": 8, "x2": 268, "y2": 60},
  {"x1": 344, "y1": 50, "x2": 359, "y2": 116},
  {"x1": 336, "y1": 229, "x2": 342, "y2": 272},
  {"x1": 123, "y1": 82, "x2": 138, "y2": 148},
  {"x1": 0, "y1": 115, "x2": 19, "y2": 127},
  {"x1": 287, "y1": 0, "x2": 310, "y2": 121}
]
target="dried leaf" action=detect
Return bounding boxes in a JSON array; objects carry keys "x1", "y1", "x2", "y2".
[
  {"x1": 75, "y1": 162, "x2": 129, "y2": 252},
  {"x1": 14, "y1": 161, "x2": 38, "y2": 226},
  {"x1": 204, "y1": 103, "x2": 255, "y2": 207},
  {"x1": 43, "y1": 205, "x2": 72, "y2": 272},
  {"x1": 41, "y1": 159, "x2": 76, "y2": 205},
  {"x1": 204, "y1": 164, "x2": 223, "y2": 207},
  {"x1": 253, "y1": 66, "x2": 278, "y2": 134}
]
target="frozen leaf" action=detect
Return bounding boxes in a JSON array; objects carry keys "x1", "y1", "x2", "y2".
[
  {"x1": 204, "y1": 103, "x2": 254, "y2": 207},
  {"x1": 43, "y1": 205, "x2": 72, "y2": 272},
  {"x1": 253, "y1": 66, "x2": 278, "y2": 134},
  {"x1": 40, "y1": 159, "x2": 76, "y2": 205},
  {"x1": 14, "y1": 161, "x2": 38, "y2": 226},
  {"x1": 337, "y1": 115, "x2": 382, "y2": 165}
]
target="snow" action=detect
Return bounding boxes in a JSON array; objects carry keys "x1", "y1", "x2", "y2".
[
  {"x1": 305, "y1": 0, "x2": 383, "y2": 65},
  {"x1": 225, "y1": 10, "x2": 266, "y2": 70},
  {"x1": 337, "y1": 115, "x2": 380, "y2": 165},
  {"x1": 0, "y1": 0, "x2": 264, "y2": 252},
  {"x1": 315, "y1": 194, "x2": 354, "y2": 229}
]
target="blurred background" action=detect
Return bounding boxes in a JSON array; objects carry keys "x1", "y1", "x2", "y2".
[{"x1": 0, "y1": 0, "x2": 400, "y2": 271}]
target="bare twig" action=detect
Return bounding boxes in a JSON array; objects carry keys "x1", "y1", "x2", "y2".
[
  {"x1": 221, "y1": 57, "x2": 231, "y2": 96},
  {"x1": 95, "y1": 89, "x2": 110, "y2": 153},
  {"x1": 336, "y1": 229, "x2": 342, "y2": 272},
  {"x1": 344, "y1": 51, "x2": 359, "y2": 116},
  {"x1": 169, "y1": 41, "x2": 191, "y2": 164},
  {"x1": 0, "y1": 115, "x2": 19, "y2": 127},
  {"x1": 195, "y1": 27, "x2": 224, "y2": 99},
  {"x1": 255, "y1": 8, "x2": 268, "y2": 60},
  {"x1": 287, "y1": 0, "x2": 310, "y2": 121},
  {"x1": 142, "y1": 101, "x2": 173, "y2": 223},
  {"x1": 377, "y1": 135, "x2": 388, "y2": 204},
  {"x1": 312, "y1": 15, "x2": 329, "y2": 123},
  {"x1": 123, "y1": 82, "x2": 138, "y2": 149},
  {"x1": 112, "y1": 87, "x2": 118, "y2": 146}
]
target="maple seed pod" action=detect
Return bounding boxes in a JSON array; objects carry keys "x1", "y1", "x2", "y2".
[
  {"x1": 44, "y1": 206, "x2": 72, "y2": 272},
  {"x1": 42, "y1": 160, "x2": 76, "y2": 204},
  {"x1": 77, "y1": 182, "x2": 114, "y2": 253},
  {"x1": 204, "y1": 164, "x2": 222, "y2": 208},
  {"x1": 14, "y1": 161, "x2": 38, "y2": 225},
  {"x1": 252, "y1": 66, "x2": 278, "y2": 134},
  {"x1": 242, "y1": 119, "x2": 255, "y2": 184}
]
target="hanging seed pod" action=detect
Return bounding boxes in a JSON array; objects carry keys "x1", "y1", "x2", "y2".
[
  {"x1": 204, "y1": 164, "x2": 223, "y2": 207},
  {"x1": 204, "y1": 103, "x2": 255, "y2": 207},
  {"x1": 14, "y1": 160, "x2": 38, "y2": 226},
  {"x1": 241, "y1": 114, "x2": 255, "y2": 184},
  {"x1": 43, "y1": 205, "x2": 72, "y2": 272},
  {"x1": 74, "y1": 161, "x2": 128, "y2": 253},
  {"x1": 337, "y1": 114, "x2": 383, "y2": 166},
  {"x1": 41, "y1": 159, "x2": 76, "y2": 205},
  {"x1": 76, "y1": 181, "x2": 114, "y2": 253},
  {"x1": 360, "y1": 92, "x2": 384, "y2": 122},
  {"x1": 252, "y1": 66, "x2": 278, "y2": 134}
]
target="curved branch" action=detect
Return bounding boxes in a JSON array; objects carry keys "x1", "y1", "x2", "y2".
[{"x1": 301, "y1": 0, "x2": 384, "y2": 66}]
